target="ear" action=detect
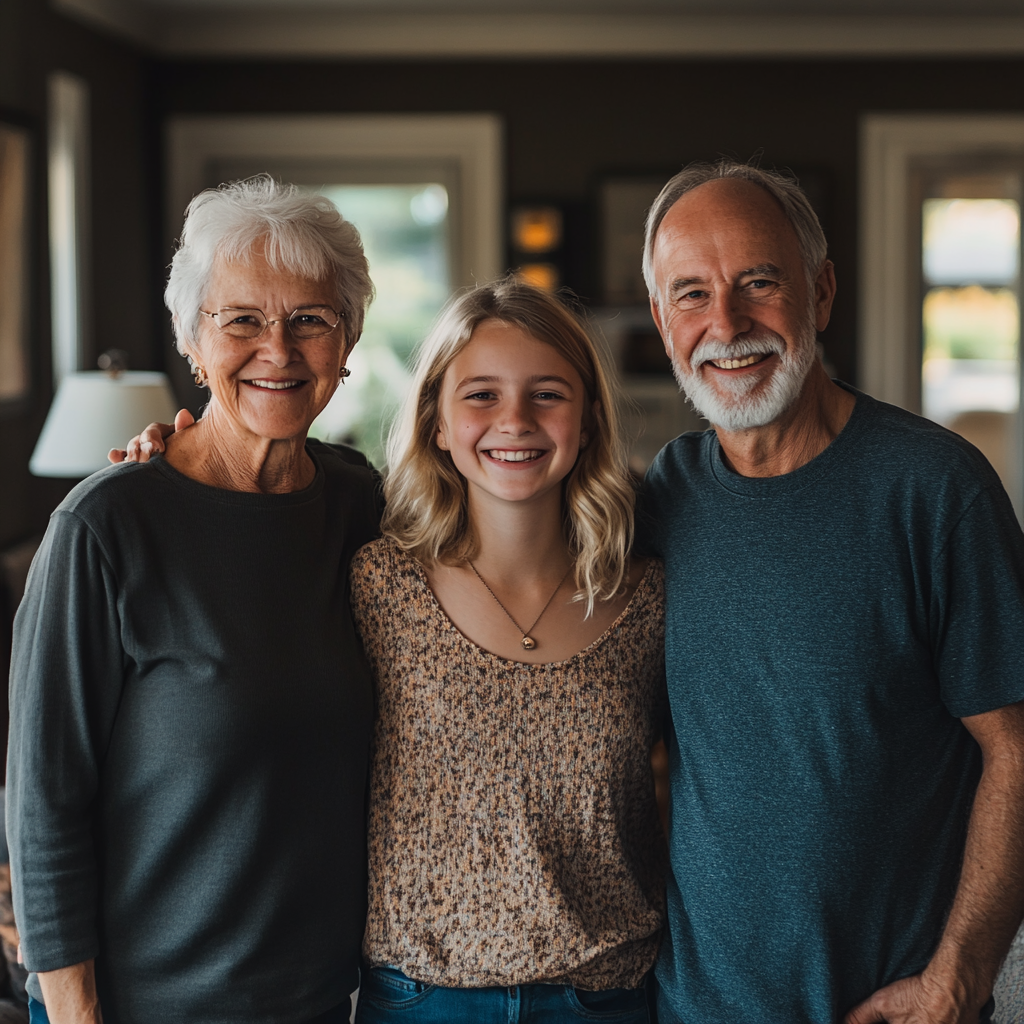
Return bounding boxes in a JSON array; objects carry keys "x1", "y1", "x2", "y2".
[
  {"x1": 813, "y1": 260, "x2": 837, "y2": 332},
  {"x1": 182, "y1": 338, "x2": 202, "y2": 371},
  {"x1": 650, "y1": 296, "x2": 672, "y2": 361},
  {"x1": 436, "y1": 421, "x2": 450, "y2": 452}
]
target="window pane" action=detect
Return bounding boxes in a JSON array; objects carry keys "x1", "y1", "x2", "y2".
[
  {"x1": 308, "y1": 183, "x2": 450, "y2": 467},
  {"x1": 921, "y1": 194, "x2": 1020, "y2": 492},
  {"x1": 923, "y1": 198, "x2": 1019, "y2": 286}
]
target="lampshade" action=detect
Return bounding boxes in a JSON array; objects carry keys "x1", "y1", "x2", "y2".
[{"x1": 30, "y1": 371, "x2": 180, "y2": 477}]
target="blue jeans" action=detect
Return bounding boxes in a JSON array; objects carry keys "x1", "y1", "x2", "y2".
[
  {"x1": 29, "y1": 994, "x2": 351, "y2": 1024},
  {"x1": 355, "y1": 967, "x2": 650, "y2": 1024}
]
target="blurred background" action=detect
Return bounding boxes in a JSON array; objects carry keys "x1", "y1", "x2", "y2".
[
  {"x1": 2, "y1": 2, "x2": 1024, "y2": 1016},
  {"x1": 3, "y1": 0, "x2": 1024, "y2": 549}
]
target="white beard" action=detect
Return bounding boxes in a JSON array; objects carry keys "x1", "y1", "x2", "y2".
[{"x1": 671, "y1": 319, "x2": 819, "y2": 432}]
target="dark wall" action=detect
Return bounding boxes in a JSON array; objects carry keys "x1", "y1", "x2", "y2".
[
  {"x1": 5, "y1": 41, "x2": 1024, "y2": 546},
  {"x1": 156, "y1": 56, "x2": 1024, "y2": 386},
  {"x1": 0, "y1": 1, "x2": 158, "y2": 548},
  {"x1": 0, "y1": 0, "x2": 158, "y2": 772}
]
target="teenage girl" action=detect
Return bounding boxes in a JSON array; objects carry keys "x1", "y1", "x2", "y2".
[
  {"x1": 350, "y1": 279, "x2": 667, "y2": 1024},
  {"x1": 116, "y1": 278, "x2": 668, "y2": 1024}
]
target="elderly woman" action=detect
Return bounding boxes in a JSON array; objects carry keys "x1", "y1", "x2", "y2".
[{"x1": 7, "y1": 177, "x2": 378, "y2": 1024}]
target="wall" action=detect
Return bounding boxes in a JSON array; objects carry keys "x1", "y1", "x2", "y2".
[
  {"x1": 5, "y1": 40, "x2": 1024, "y2": 545},
  {"x1": 155, "y1": 56, "x2": 1024, "y2": 387},
  {"x1": 0, "y1": 0, "x2": 157, "y2": 549}
]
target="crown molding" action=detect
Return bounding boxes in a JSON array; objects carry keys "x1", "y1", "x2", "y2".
[
  {"x1": 54, "y1": 0, "x2": 154, "y2": 45},
  {"x1": 52, "y1": 2, "x2": 1024, "y2": 58}
]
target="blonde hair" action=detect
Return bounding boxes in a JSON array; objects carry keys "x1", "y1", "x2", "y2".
[{"x1": 383, "y1": 278, "x2": 635, "y2": 615}]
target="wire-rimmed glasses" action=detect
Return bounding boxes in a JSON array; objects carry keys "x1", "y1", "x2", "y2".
[{"x1": 199, "y1": 305, "x2": 345, "y2": 341}]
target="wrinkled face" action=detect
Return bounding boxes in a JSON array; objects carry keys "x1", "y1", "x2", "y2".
[
  {"x1": 187, "y1": 247, "x2": 348, "y2": 443},
  {"x1": 435, "y1": 320, "x2": 590, "y2": 509},
  {"x1": 649, "y1": 178, "x2": 831, "y2": 431}
]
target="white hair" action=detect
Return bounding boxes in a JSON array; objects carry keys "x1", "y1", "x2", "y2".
[
  {"x1": 164, "y1": 174, "x2": 374, "y2": 355},
  {"x1": 642, "y1": 160, "x2": 828, "y2": 300},
  {"x1": 672, "y1": 319, "x2": 819, "y2": 431}
]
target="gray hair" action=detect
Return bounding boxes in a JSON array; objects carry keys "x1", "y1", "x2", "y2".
[
  {"x1": 165, "y1": 174, "x2": 374, "y2": 355},
  {"x1": 642, "y1": 160, "x2": 827, "y2": 300}
]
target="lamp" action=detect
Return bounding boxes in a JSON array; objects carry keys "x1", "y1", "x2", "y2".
[{"x1": 30, "y1": 355, "x2": 179, "y2": 477}]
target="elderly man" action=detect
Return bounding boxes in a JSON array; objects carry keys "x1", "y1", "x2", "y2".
[{"x1": 641, "y1": 161, "x2": 1024, "y2": 1024}]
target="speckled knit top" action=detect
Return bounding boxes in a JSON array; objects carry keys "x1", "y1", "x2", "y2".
[{"x1": 350, "y1": 536, "x2": 668, "y2": 990}]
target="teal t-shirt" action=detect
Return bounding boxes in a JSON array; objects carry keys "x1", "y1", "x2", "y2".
[{"x1": 642, "y1": 386, "x2": 1024, "y2": 1024}]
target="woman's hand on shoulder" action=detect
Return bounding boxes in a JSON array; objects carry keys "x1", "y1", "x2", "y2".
[{"x1": 108, "y1": 409, "x2": 194, "y2": 464}]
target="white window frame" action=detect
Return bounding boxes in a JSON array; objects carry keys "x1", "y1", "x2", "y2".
[
  {"x1": 859, "y1": 114, "x2": 1024, "y2": 411},
  {"x1": 48, "y1": 71, "x2": 91, "y2": 385},
  {"x1": 166, "y1": 114, "x2": 503, "y2": 290}
]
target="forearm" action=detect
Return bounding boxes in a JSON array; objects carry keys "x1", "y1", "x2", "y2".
[
  {"x1": 37, "y1": 960, "x2": 103, "y2": 1024},
  {"x1": 924, "y1": 738, "x2": 1024, "y2": 1004}
]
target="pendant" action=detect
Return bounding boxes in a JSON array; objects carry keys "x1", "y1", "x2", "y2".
[{"x1": 521, "y1": 636, "x2": 537, "y2": 650}]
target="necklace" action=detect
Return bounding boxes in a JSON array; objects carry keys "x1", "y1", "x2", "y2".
[{"x1": 467, "y1": 561, "x2": 573, "y2": 650}]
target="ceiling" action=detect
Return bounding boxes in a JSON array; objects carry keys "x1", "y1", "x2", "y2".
[
  {"x1": 129, "y1": 0, "x2": 1024, "y2": 11},
  {"x1": 54, "y1": 0, "x2": 1024, "y2": 56}
]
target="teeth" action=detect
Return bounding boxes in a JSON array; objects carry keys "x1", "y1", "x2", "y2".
[
  {"x1": 710, "y1": 354, "x2": 765, "y2": 370},
  {"x1": 488, "y1": 449, "x2": 543, "y2": 462},
  {"x1": 248, "y1": 379, "x2": 301, "y2": 390}
]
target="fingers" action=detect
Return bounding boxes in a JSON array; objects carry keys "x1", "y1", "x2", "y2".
[
  {"x1": 114, "y1": 408, "x2": 192, "y2": 466},
  {"x1": 843, "y1": 994, "x2": 889, "y2": 1024},
  {"x1": 173, "y1": 408, "x2": 195, "y2": 432}
]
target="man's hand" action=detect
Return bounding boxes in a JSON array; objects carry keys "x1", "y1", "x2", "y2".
[
  {"x1": 848, "y1": 701, "x2": 1024, "y2": 1024},
  {"x1": 108, "y1": 408, "x2": 193, "y2": 464},
  {"x1": 37, "y1": 959, "x2": 103, "y2": 1024},
  {"x1": 844, "y1": 971, "x2": 979, "y2": 1024}
]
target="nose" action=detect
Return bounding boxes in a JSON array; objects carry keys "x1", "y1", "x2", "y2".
[
  {"x1": 498, "y1": 394, "x2": 536, "y2": 436},
  {"x1": 256, "y1": 320, "x2": 294, "y2": 367},
  {"x1": 707, "y1": 288, "x2": 753, "y2": 341}
]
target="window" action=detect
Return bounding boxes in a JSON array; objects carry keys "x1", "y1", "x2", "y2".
[
  {"x1": 920, "y1": 179, "x2": 1020, "y2": 492},
  {"x1": 309, "y1": 182, "x2": 451, "y2": 464},
  {"x1": 861, "y1": 115, "x2": 1024, "y2": 519},
  {"x1": 166, "y1": 114, "x2": 503, "y2": 463},
  {"x1": 48, "y1": 71, "x2": 91, "y2": 384},
  {"x1": 0, "y1": 118, "x2": 31, "y2": 404}
]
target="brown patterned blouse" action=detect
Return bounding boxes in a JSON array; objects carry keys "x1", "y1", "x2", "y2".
[{"x1": 350, "y1": 537, "x2": 668, "y2": 990}]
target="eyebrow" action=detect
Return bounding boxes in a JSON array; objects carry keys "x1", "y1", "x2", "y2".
[
  {"x1": 669, "y1": 263, "x2": 785, "y2": 294},
  {"x1": 455, "y1": 374, "x2": 576, "y2": 390},
  {"x1": 742, "y1": 263, "x2": 784, "y2": 278}
]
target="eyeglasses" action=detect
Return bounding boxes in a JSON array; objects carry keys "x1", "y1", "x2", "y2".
[{"x1": 199, "y1": 305, "x2": 345, "y2": 340}]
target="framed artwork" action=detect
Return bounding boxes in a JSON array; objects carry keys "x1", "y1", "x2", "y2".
[
  {"x1": 0, "y1": 117, "x2": 31, "y2": 405},
  {"x1": 601, "y1": 176, "x2": 667, "y2": 306}
]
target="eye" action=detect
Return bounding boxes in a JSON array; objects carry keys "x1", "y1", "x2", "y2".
[
  {"x1": 747, "y1": 278, "x2": 777, "y2": 291},
  {"x1": 227, "y1": 312, "x2": 263, "y2": 326},
  {"x1": 291, "y1": 312, "x2": 329, "y2": 327},
  {"x1": 465, "y1": 390, "x2": 497, "y2": 401},
  {"x1": 533, "y1": 390, "x2": 566, "y2": 401}
]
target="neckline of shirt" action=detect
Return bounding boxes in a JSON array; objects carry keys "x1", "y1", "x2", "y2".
[
  {"x1": 707, "y1": 381, "x2": 873, "y2": 499},
  {"x1": 390, "y1": 538, "x2": 662, "y2": 669},
  {"x1": 147, "y1": 443, "x2": 327, "y2": 508}
]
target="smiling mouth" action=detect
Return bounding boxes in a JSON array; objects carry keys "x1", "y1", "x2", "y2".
[
  {"x1": 244, "y1": 379, "x2": 305, "y2": 391},
  {"x1": 706, "y1": 353, "x2": 773, "y2": 371},
  {"x1": 486, "y1": 449, "x2": 546, "y2": 462}
]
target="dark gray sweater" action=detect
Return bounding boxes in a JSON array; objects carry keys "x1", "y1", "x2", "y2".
[{"x1": 7, "y1": 441, "x2": 381, "y2": 1024}]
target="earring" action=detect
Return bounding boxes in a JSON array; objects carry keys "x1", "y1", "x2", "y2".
[
  {"x1": 192, "y1": 364, "x2": 208, "y2": 389},
  {"x1": 339, "y1": 366, "x2": 351, "y2": 384}
]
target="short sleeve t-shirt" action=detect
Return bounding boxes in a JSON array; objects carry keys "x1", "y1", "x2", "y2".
[{"x1": 641, "y1": 386, "x2": 1024, "y2": 1024}]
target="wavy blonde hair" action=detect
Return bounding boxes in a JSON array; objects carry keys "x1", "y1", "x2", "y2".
[{"x1": 383, "y1": 278, "x2": 636, "y2": 616}]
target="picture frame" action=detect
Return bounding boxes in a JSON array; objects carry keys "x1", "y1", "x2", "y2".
[
  {"x1": 0, "y1": 116, "x2": 31, "y2": 407},
  {"x1": 600, "y1": 176, "x2": 667, "y2": 306}
]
